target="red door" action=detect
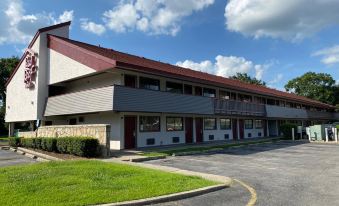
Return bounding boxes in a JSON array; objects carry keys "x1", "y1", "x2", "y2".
[
  {"x1": 185, "y1": 117, "x2": 193, "y2": 143},
  {"x1": 263, "y1": 120, "x2": 267, "y2": 137},
  {"x1": 239, "y1": 119, "x2": 244, "y2": 139},
  {"x1": 232, "y1": 119, "x2": 238, "y2": 140},
  {"x1": 124, "y1": 116, "x2": 136, "y2": 149},
  {"x1": 124, "y1": 75, "x2": 136, "y2": 88},
  {"x1": 195, "y1": 117, "x2": 203, "y2": 143}
]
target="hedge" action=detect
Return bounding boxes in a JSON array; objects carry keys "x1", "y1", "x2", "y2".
[
  {"x1": 8, "y1": 137, "x2": 21, "y2": 147},
  {"x1": 279, "y1": 123, "x2": 298, "y2": 139},
  {"x1": 20, "y1": 137, "x2": 98, "y2": 157}
]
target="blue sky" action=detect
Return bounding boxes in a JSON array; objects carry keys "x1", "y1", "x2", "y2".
[{"x1": 0, "y1": 0, "x2": 339, "y2": 90}]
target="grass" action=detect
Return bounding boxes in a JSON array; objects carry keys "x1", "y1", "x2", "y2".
[
  {"x1": 141, "y1": 138, "x2": 281, "y2": 157},
  {"x1": 0, "y1": 160, "x2": 216, "y2": 206}
]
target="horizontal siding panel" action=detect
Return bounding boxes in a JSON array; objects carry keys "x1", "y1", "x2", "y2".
[
  {"x1": 113, "y1": 86, "x2": 214, "y2": 115},
  {"x1": 266, "y1": 105, "x2": 308, "y2": 119},
  {"x1": 44, "y1": 86, "x2": 113, "y2": 116}
]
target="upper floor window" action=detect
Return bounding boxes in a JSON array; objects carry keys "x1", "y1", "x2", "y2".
[
  {"x1": 245, "y1": 120, "x2": 253, "y2": 129},
  {"x1": 203, "y1": 88, "x2": 216, "y2": 98},
  {"x1": 238, "y1": 94, "x2": 252, "y2": 102},
  {"x1": 184, "y1": 84, "x2": 193, "y2": 95},
  {"x1": 139, "y1": 77, "x2": 160, "y2": 91},
  {"x1": 166, "y1": 81, "x2": 183, "y2": 94},
  {"x1": 204, "y1": 118, "x2": 217, "y2": 130},
  {"x1": 139, "y1": 116, "x2": 160, "y2": 132},
  {"x1": 219, "y1": 90, "x2": 230, "y2": 100}
]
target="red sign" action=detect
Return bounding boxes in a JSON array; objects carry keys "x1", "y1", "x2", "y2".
[{"x1": 24, "y1": 49, "x2": 37, "y2": 88}]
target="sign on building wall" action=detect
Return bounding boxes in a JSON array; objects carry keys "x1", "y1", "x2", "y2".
[{"x1": 24, "y1": 49, "x2": 37, "y2": 88}]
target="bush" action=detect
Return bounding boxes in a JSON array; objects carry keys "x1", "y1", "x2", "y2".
[
  {"x1": 21, "y1": 138, "x2": 34, "y2": 148},
  {"x1": 21, "y1": 137, "x2": 99, "y2": 157},
  {"x1": 8, "y1": 137, "x2": 21, "y2": 147},
  {"x1": 41, "y1": 138, "x2": 57, "y2": 152},
  {"x1": 279, "y1": 123, "x2": 298, "y2": 139}
]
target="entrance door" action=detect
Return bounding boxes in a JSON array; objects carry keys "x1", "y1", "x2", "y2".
[
  {"x1": 232, "y1": 119, "x2": 238, "y2": 140},
  {"x1": 239, "y1": 119, "x2": 244, "y2": 139},
  {"x1": 195, "y1": 117, "x2": 203, "y2": 143},
  {"x1": 185, "y1": 117, "x2": 193, "y2": 143},
  {"x1": 124, "y1": 116, "x2": 137, "y2": 149},
  {"x1": 124, "y1": 75, "x2": 136, "y2": 88}
]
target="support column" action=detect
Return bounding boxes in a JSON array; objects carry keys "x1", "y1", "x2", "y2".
[
  {"x1": 325, "y1": 128, "x2": 329, "y2": 142},
  {"x1": 8, "y1": 122, "x2": 14, "y2": 137}
]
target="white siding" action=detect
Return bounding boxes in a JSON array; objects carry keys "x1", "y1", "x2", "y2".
[{"x1": 48, "y1": 49, "x2": 95, "y2": 84}]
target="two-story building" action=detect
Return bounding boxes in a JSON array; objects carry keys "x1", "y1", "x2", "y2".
[{"x1": 5, "y1": 22, "x2": 338, "y2": 150}]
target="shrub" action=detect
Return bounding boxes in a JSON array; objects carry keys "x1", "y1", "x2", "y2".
[
  {"x1": 8, "y1": 137, "x2": 21, "y2": 147},
  {"x1": 41, "y1": 138, "x2": 57, "y2": 152},
  {"x1": 21, "y1": 138, "x2": 34, "y2": 148},
  {"x1": 21, "y1": 137, "x2": 99, "y2": 157},
  {"x1": 279, "y1": 123, "x2": 298, "y2": 139}
]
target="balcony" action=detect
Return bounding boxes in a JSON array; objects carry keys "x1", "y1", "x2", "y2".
[
  {"x1": 266, "y1": 105, "x2": 335, "y2": 120},
  {"x1": 214, "y1": 99, "x2": 266, "y2": 116},
  {"x1": 112, "y1": 85, "x2": 214, "y2": 115}
]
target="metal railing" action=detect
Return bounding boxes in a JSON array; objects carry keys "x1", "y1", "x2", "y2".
[{"x1": 214, "y1": 99, "x2": 266, "y2": 116}]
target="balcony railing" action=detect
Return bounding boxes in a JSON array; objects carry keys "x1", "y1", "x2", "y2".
[{"x1": 214, "y1": 99, "x2": 266, "y2": 116}]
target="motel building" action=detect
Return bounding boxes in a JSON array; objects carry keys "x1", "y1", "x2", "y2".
[{"x1": 5, "y1": 22, "x2": 338, "y2": 150}]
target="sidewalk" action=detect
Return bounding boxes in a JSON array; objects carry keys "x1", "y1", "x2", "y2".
[{"x1": 109, "y1": 137, "x2": 281, "y2": 161}]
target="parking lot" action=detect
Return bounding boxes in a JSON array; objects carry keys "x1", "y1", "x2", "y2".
[
  {"x1": 149, "y1": 141, "x2": 339, "y2": 206},
  {"x1": 0, "y1": 149, "x2": 36, "y2": 167}
]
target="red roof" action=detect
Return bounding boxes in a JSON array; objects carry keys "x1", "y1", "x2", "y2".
[{"x1": 50, "y1": 36, "x2": 333, "y2": 109}]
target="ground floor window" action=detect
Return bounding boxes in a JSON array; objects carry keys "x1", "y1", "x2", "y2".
[
  {"x1": 166, "y1": 117, "x2": 183, "y2": 131},
  {"x1": 139, "y1": 116, "x2": 160, "y2": 132},
  {"x1": 220, "y1": 118, "x2": 231, "y2": 130},
  {"x1": 255, "y1": 120, "x2": 263, "y2": 129},
  {"x1": 204, "y1": 118, "x2": 217, "y2": 130},
  {"x1": 245, "y1": 119, "x2": 253, "y2": 129}
]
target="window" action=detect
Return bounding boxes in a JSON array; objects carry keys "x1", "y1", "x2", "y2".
[
  {"x1": 139, "y1": 116, "x2": 160, "y2": 132},
  {"x1": 184, "y1": 84, "x2": 193, "y2": 95},
  {"x1": 203, "y1": 88, "x2": 216, "y2": 98},
  {"x1": 195, "y1": 86, "x2": 202, "y2": 96},
  {"x1": 204, "y1": 118, "x2": 216, "y2": 130},
  {"x1": 139, "y1": 77, "x2": 160, "y2": 91},
  {"x1": 219, "y1": 90, "x2": 230, "y2": 100},
  {"x1": 244, "y1": 120, "x2": 253, "y2": 129},
  {"x1": 255, "y1": 120, "x2": 263, "y2": 129},
  {"x1": 220, "y1": 118, "x2": 231, "y2": 130},
  {"x1": 166, "y1": 117, "x2": 183, "y2": 131},
  {"x1": 166, "y1": 81, "x2": 183, "y2": 94}
]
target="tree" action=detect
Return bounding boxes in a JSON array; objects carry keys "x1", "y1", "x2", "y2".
[
  {"x1": 284, "y1": 72, "x2": 336, "y2": 105},
  {"x1": 230, "y1": 73, "x2": 266, "y2": 86},
  {"x1": 0, "y1": 57, "x2": 19, "y2": 135}
]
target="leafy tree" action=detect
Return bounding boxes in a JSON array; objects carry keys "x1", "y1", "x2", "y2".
[
  {"x1": 284, "y1": 72, "x2": 336, "y2": 105},
  {"x1": 230, "y1": 73, "x2": 266, "y2": 86},
  {"x1": 0, "y1": 56, "x2": 19, "y2": 134}
]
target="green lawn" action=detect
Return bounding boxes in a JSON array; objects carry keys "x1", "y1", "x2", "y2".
[
  {"x1": 0, "y1": 160, "x2": 216, "y2": 206},
  {"x1": 0, "y1": 137, "x2": 8, "y2": 146},
  {"x1": 142, "y1": 138, "x2": 281, "y2": 157}
]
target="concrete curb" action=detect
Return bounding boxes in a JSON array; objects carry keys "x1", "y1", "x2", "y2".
[
  {"x1": 100, "y1": 159, "x2": 232, "y2": 206},
  {"x1": 129, "y1": 155, "x2": 166, "y2": 162},
  {"x1": 96, "y1": 184, "x2": 227, "y2": 206},
  {"x1": 7, "y1": 147, "x2": 63, "y2": 162}
]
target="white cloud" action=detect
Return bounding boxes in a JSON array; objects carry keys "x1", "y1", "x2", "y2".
[
  {"x1": 312, "y1": 45, "x2": 339, "y2": 65},
  {"x1": 102, "y1": 0, "x2": 214, "y2": 36},
  {"x1": 176, "y1": 55, "x2": 268, "y2": 79},
  {"x1": 0, "y1": 0, "x2": 73, "y2": 45},
  {"x1": 80, "y1": 19, "x2": 106, "y2": 35},
  {"x1": 268, "y1": 73, "x2": 283, "y2": 84},
  {"x1": 225, "y1": 0, "x2": 339, "y2": 41}
]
